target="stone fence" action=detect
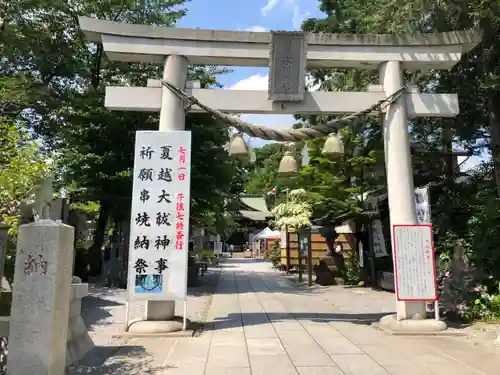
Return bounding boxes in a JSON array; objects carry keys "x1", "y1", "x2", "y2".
[{"x1": 0, "y1": 280, "x2": 93, "y2": 373}]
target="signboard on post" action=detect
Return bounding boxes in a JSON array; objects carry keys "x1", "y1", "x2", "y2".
[
  {"x1": 392, "y1": 224, "x2": 437, "y2": 301},
  {"x1": 127, "y1": 131, "x2": 191, "y2": 302},
  {"x1": 268, "y1": 31, "x2": 307, "y2": 102}
]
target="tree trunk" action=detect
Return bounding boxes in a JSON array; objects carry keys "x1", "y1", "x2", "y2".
[
  {"x1": 88, "y1": 200, "x2": 110, "y2": 276},
  {"x1": 488, "y1": 92, "x2": 500, "y2": 196}
]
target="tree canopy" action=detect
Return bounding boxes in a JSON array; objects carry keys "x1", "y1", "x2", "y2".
[
  {"x1": 241, "y1": 0, "x2": 500, "y2": 320},
  {"x1": 1, "y1": 0, "x2": 244, "y2": 269}
]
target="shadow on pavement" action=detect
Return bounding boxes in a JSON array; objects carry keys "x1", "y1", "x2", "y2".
[
  {"x1": 205, "y1": 311, "x2": 393, "y2": 331},
  {"x1": 68, "y1": 345, "x2": 170, "y2": 375},
  {"x1": 81, "y1": 294, "x2": 123, "y2": 332},
  {"x1": 221, "y1": 257, "x2": 268, "y2": 264}
]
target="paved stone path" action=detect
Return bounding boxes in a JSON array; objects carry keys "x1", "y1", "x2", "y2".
[{"x1": 73, "y1": 257, "x2": 500, "y2": 374}]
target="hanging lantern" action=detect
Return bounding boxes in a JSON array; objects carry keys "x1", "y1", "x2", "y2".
[
  {"x1": 278, "y1": 151, "x2": 298, "y2": 176},
  {"x1": 322, "y1": 132, "x2": 344, "y2": 159},
  {"x1": 228, "y1": 133, "x2": 249, "y2": 160}
]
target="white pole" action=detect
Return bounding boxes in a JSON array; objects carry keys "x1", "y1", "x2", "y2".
[
  {"x1": 183, "y1": 300, "x2": 187, "y2": 331},
  {"x1": 124, "y1": 301, "x2": 130, "y2": 331},
  {"x1": 145, "y1": 55, "x2": 189, "y2": 322},
  {"x1": 380, "y1": 61, "x2": 427, "y2": 320},
  {"x1": 434, "y1": 300, "x2": 440, "y2": 321}
]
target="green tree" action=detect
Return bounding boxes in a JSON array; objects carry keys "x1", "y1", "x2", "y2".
[
  {"x1": 1, "y1": 0, "x2": 243, "y2": 273},
  {"x1": 302, "y1": 0, "x2": 500, "y2": 320},
  {"x1": 0, "y1": 76, "x2": 51, "y2": 233}
]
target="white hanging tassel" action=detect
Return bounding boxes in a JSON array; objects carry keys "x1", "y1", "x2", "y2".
[
  {"x1": 301, "y1": 142, "x2": 310, "y2": 166},
  {"x1": 247, "y1": 137, "x2": 256, "y2": 164}
]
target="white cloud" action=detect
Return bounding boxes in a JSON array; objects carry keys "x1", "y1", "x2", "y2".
[
  {"x1": 292, "y1": 4, "x2": 310, "y2": 30},
  {"x1": 245, "y1": 25, "x2": 267, "y2": 32},
  {"x1": 230, "y1": 73, "x2": 319, "y2": 92},
  {"x1": 261, "y1": 0, "x2": 281, "y2": 16},
  {"x1": 229, "y1": 74, "x2": 295, "y2": 143},
  {"x1": 261, "y1": 0, "x2": 310, "y2": 30},
  {"x1": 227, "y1": 73, "x2": 321, "y2": 147},
  {"x1": 229, "y1": 74, "x2": 268, "y2": 90}
]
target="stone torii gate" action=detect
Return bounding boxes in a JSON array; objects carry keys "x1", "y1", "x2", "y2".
[{"x1": 78, "y1": 16, "x2": 481, "y2": 333}]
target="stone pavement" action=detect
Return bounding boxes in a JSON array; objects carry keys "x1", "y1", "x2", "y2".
[{"x1": 72, "y1": 258, "x2": 500, "y2": 374}]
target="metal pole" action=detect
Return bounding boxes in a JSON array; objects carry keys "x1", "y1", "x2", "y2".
[
  {"x1": 285, "y1": 226, "x2": 290, "y2": 274},
  {"x1": 307, "y1": 230, "x2": 312, "y2": 287},
  {"x1": 124, "y1": 301, "x2": 130, "y2": 331},
  {"x1": 298, "y1": 232, "x2": 303, "y2": 283},
  {"x1": 434, "y1": 300, "x2": 440, "y2": 321},
  {"x1": 183, "y1": 300, "x2": 188, "y2": 330}
]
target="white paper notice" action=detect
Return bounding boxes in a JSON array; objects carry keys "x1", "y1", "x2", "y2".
[
  {"x1": 127, "y1": 131, "x2": 192, "y2": 302},
  {"x1": 393, "y1": 225, "x2": 437, "y2": 301}
]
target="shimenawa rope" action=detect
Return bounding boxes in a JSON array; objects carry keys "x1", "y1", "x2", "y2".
[{"x1": 161, "y1": 80, "x2": 406, "y2": 142}]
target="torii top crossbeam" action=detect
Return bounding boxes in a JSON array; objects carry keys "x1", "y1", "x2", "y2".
[{"x1": 78, "y1": 16, "x2": 481, "y2": 71}]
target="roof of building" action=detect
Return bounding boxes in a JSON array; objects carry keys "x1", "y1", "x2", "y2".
[
  {"x1": 239, "y1": 210, "x2": 271, "y2": 222},
  {"x1": 239, "y1": 194, "x2": 270, "y2": 213}
]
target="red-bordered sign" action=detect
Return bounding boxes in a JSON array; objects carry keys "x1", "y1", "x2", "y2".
[{"x1": 392, "y1": 224, "x2": 438, "y2": 301}]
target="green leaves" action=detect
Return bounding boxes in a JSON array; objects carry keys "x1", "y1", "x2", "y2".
[
  {"x1": 1, "y1": 0, "x2": 244, "y2": 238},
  {"x1": 0, "y1": 116, "x2": 50, "y2": 233},
  {"x1": 271, "y1": 189, "x2": 313, "y2": 230}
]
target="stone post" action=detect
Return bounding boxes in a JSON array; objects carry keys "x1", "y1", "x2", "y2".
[
  {"x1": 8, "y1": 220, "x2": 74, "y2": 375},
  {"x1": 379, "y1": 61, "x2": 427, "y2": 320},
  {"x1": 144, "y1": 54, "x2": 188, "y2": 323},
  {"x1": 0, "y1": 224, "x2": 8, "y2": 287},
  {"x1": 379, "y1": 61, "x2": 447, "y2": 333}
]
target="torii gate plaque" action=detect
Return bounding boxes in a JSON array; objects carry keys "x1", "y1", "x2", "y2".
[{"x1": 268, "y1": 31, "x2": 307, "y2": 102}]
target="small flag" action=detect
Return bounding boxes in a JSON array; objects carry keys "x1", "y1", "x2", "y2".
[{"x1": 267, "y1": 185, "x2": 279, "y2": 195}]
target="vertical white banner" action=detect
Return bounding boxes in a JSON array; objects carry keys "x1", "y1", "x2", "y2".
[
  {"x1": 127, "y1": 131, "x2": 192, "y2": 301},
  {"x1": 280, "y1": 228, "x2": 287, "y2": 248},
  {"x1": 372, "y1": 219, "x2": 388, "y2": 258}
]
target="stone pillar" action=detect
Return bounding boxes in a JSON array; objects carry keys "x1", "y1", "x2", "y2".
[
  {"x1": 66, "y1": 281, "x2": 93, "y2": 367},
  {"x1": 145, "y1": 54, "x2": 188, "y2": 323},
  {"x1": 8, "y1": 220, "x2": 74, "y2": 375},
  {"x1": 379, "y1": 61, "x2": 427, "y2": 320},
  {"x1": 0, "y1": 224, "x2": 8, "y2": 287}
]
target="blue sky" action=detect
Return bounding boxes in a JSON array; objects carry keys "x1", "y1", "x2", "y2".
[
  {"x1": 177, "y1": 0, "x2": 488, "y2": 169},
  {"x1": 178, "y1": 0, "x2": 324, "y2": 145}
]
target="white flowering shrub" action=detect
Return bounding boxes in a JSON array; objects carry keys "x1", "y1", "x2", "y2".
[{"x1": 271, "y1": 189, "x2": 312, "y2": 230}]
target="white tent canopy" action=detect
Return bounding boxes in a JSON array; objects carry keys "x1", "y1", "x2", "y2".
[{"x1": 253, "y1": 227, "x2": 280, "y2": 240}]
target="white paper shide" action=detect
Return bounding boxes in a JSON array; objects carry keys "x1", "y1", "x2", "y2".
[
  {"x1": 127, "y1": 131, "x2": 192, "y2": 301},
  {"x1": 393, "y1": 225, "x2": 437, "y2": 301},
  {"x1": 414, "y1": 186, "x2": 431, "y2": 224}
]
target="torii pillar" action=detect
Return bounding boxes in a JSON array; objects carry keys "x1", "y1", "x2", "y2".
[{"x1": 77, "y1": 16, "x2": 481, "y2": 333}]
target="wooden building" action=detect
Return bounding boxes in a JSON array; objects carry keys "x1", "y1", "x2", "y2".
[
  {"x1": 280, "y1": 221, "x2": 357, "y2": 270},
  {"x1": 226, "y1": 194, "x2": 271, "y2": 250}
]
